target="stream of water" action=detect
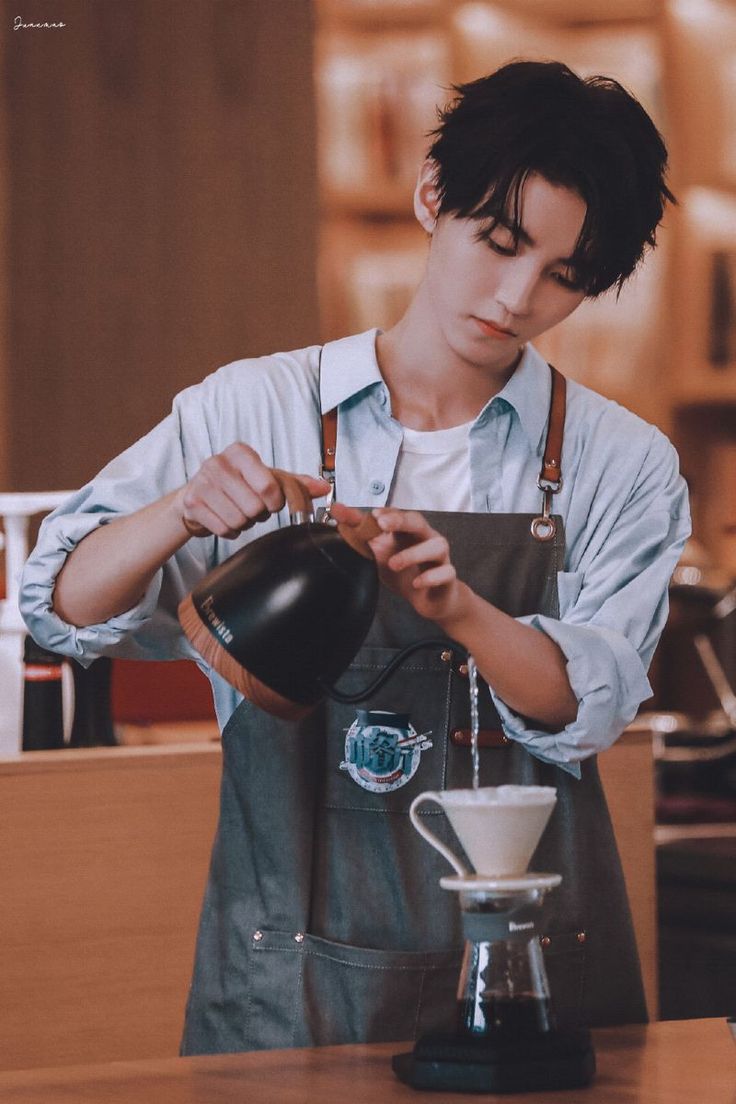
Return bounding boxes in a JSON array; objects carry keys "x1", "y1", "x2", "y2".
[{"x1": 467, "y1": 654, "x2": 480, "y2": 790}]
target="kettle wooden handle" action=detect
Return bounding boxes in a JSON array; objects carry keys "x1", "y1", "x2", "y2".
[{"x1": 272, "y1": 469, "x2": 317, "y2": 519}]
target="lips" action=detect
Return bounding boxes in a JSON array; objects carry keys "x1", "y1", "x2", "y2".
[{"x1": 473, "y1": 316, "x2": 518, "y2": 338}]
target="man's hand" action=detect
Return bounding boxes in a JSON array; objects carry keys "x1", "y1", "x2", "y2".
[
  {"x1": 331, "y1": 503, "x2": 472, "y2": 628},
  {"x1": 53, "y1": 449, "x2": 329, "y2": 627},
  {"x1": 330, "y1": 500, "x2": 577, "y2": 728},
  {"x1": 178, "y1": 444, "x2": 329, "y2": 539}
]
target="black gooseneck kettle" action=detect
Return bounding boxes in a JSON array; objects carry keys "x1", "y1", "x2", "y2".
[{"x1": 178, "y1": 470, "x2": 447, "y2": 719}]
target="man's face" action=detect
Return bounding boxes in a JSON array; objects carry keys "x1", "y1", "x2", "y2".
[{"x1": 419, "y1": 171, "x2": 588, "y2": 374}]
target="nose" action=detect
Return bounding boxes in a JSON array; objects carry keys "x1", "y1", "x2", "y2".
[{"x1": 495, "y1": 260, "x2": 538, "y2": 320}]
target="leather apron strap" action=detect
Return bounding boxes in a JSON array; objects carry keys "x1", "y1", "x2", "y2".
[
  {"x1": 321, "y1": 406, "x2": 337, "y2": 488},
  {"x1": 321, "y1": 362, "x2": 567, "y2": 541}
]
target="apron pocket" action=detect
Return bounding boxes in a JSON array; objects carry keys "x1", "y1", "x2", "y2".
[
  {"x1": 542, "y1": 928, "x2": 587, "y2": 1029},
  {"x1": 246, "y1": 929, "x2": 461, "y2": 1050}
]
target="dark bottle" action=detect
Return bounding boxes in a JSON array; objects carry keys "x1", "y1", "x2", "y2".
[
  {"x1": 22, "y1": 635, "x2": 65, "y2": 751},
  {"x1": 68, "y1": 657, "x2": 116, "y2": 747}
]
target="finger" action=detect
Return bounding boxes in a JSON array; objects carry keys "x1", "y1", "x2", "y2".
[
  {"x1": 221, "y1": 446, "x2": 286, "y2": 514},
  {"x1": 413, "y1": 563, "x2": 457, "y2": 588},
  {"x1": 201, "y1": 457, "x2": 282, "y2": 525},
  {"x1": 182, "y1": 500, "x2": 244, "y2": 541},
  {"x1": 185, "y1": 472, "x2": 263, "y2": 532},
  {"x1": 387, "y1": 535, "x2": 450, "y2": 572},
  {"x1": 373, "y1": 508, "x2": 433, "y2": 539},
  {"x1": 329, "y1": 501, "x2": 364, "y2": 526},
  {"x1": 294, "y1": 474, "x2": 332, "y2": 499}
]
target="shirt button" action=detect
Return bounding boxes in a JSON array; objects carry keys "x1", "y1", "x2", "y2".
[{"x1": 369, "y1": 480, "x2": 385, "y2": 495}]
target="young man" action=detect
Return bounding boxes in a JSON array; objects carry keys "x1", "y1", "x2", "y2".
[{"x1": 22, "y1": 61, "x2": 689, "y2": 1051}]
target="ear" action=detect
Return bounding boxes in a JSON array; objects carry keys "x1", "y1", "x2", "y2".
[{"x1": 413, "y1": 158, "x2": 441, "y2": 233}]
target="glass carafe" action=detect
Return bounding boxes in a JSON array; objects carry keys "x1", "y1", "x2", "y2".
[{"x1": 456, "y1": 886, "x2": 553, "y2": 1039}]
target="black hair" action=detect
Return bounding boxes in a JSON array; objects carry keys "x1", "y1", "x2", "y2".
[{"x1": 427, "y1": 60, "x2": 676, "y2": 297}]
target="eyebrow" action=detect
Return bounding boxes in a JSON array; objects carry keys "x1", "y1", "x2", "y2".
[{"x1": 492, "y1": 214, "x2": 578, "y2": 267}]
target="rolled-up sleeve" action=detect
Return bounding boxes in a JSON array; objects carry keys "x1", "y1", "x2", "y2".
[
  {"x1": 20, "y1": 398, "x2": 215, "y2": 665},
  {"x1": 490, "y1": 429, "x2": 691, "y2": 776}
]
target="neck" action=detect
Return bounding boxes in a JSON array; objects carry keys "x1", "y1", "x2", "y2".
[{"x1": 376, "y1": 295, "x2": 523, "y2": 430}]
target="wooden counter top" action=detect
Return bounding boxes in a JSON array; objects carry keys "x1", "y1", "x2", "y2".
[{"x1": 0, "y1": 1019, "x2": 732, "y2": 1103}]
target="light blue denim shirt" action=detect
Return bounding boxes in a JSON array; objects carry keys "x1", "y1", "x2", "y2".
[{"x1": 21, "y1": 329, "x2": 690, "y2": 776}]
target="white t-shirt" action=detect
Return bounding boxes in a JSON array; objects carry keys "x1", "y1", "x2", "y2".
[{"x1": 387, "y1": 420, "x2": 473, "y2": 511}]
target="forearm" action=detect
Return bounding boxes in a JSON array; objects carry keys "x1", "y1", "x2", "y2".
[
  {"x1": 437, "y1": 584, "x2": 578, "y2": 730},
  {"x1": 52, "y1": 488, "x2": 191, "y2": 627}
]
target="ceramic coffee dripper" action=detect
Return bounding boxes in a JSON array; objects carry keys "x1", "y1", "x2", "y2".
[{"x1": 408, "y1": 785, "x2": 558, "y2": 878}]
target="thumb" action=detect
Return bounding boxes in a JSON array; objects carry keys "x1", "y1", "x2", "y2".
[
  {"x1": 294, "y1": 473, "x2": 332, "y2": 498},
  {"x1": 329, "y1": 501, "x2": 364, "y2": 526}
]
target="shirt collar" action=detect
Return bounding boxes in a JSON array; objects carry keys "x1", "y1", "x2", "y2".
[
  {"x1": 486, "y1": 343, "x2": 553, "y2": 454},
  {"x1": 319, "y1": 329, "x2": 384, "y2": 413},
  {"x1": 320, "y1": 329, "x2": 554, "y2": 454}
]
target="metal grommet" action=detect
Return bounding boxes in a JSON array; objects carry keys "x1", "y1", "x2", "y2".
[
  {"x1": 577, "y1": 931, "x2": 587, "y2": 944},
  {"x1": 440, "y1": 649, "x2": 453, "y2": 663},
  {"x1": 294, "y1": 932, "x2": 305, "y2": 944},
  {"x1": 458, "y1": 663, "x2": 469, "y2": 677},
  {"x1": 253, "y1": 930, "x2": 264, "y2": 942},
  {"x1": 540, "y1": 935, "x2": 551, "y2": 949},
  {"x1": 531, "y1": 516, "x2": 556, "y2": 542}
]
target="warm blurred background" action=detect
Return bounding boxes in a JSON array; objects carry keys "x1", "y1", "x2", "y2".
[{"x1": 1, "y1": 0, "x2": 736, "y2": 1069}]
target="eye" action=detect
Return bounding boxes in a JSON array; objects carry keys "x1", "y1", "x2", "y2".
[
  {"x1": 550, "y1": 269, "x2": 581, "y2": 291},
  {"x1": 485, "y1": 235, "x2": 516, "y2": 257}
]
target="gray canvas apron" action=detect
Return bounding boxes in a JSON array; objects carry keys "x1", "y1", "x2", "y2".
[{"x1": 180, "y1": 365, "x2": 646, "y2": 1056}]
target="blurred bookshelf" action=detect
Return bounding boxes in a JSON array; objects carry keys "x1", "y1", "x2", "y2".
[{"x1": 314, "y1": 0, "x2": 736, "y2": 579}]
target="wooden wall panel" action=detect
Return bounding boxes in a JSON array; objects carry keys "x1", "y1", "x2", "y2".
[{"x1": 4, "y1": 0, "x2": 319, "y2": 490}]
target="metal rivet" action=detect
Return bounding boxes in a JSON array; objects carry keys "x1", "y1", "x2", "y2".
[
  {"x1": 326, "y1": 447, "x2": 335, "y2": 456},
  {"x1": 501, "y1": 735, "x2": 511, "y2": 745},
  {"x1": 253, "y1": 930, "x2": 264, "y2": 942},
  {"x1": 541, "y1": 936, "x2": 551, "y2": 949},
  {"x1": 458, "y1": 663, "x2": 469, "y2": 677},
  {"x1": 294, "y1": 932, "x2": 305, "y2": 944},
  {"x1": 369, "y1": 480, "x2": 385, "y2": 495},
  {"x1": 440, "y1": 649, "x2": 453, "y2": 663},
  {"x1": 577, "y1": 931, "x2": 586, "y2": 944}
]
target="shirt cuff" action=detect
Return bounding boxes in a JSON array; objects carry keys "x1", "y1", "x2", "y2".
[
  {"x1": 20, "y1": 511, "x2": 164, "y2": 664},
  {"x1": 489, "y1": 614, "x2": 652, "y2": 778}
]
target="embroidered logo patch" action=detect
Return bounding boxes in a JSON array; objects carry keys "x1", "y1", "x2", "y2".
[{"x1": 339, "y1": 709, "x2": 432, "y2": 793}]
